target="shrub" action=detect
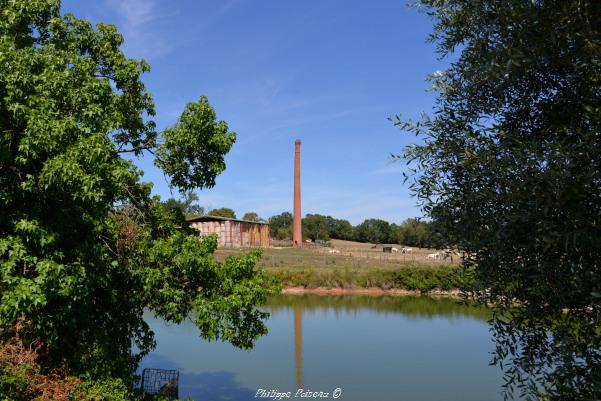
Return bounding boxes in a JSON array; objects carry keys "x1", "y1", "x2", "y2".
[{"x1": 0, "y1": 334, "x2": 132, "y2": 401}]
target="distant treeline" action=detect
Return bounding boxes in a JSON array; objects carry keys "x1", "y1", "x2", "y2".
[
  {"x1": 269, "y1": 212, "x2": 445, "y2": 248},
  {"x1": 162, "y1": 195, "x2": 445, "y2": 248}
]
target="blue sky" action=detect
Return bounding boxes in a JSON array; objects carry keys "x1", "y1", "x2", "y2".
[{"x1": 62, "y1": 0, "x2": 444, "y2": 225}]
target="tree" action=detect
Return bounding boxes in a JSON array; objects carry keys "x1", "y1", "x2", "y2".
[
  {"x1": 242, "y1": 212, "x2": 264, "y2": 222},
  {"x1": 354, "y1": 219, "x2": 392, "y2": 244},
  {"x1": 208, "y1": 208, "x2": 237, "y2": 219},
  {"x1": 268, "y1": 212, "x2": 293, "y2": 240},
  {"x1": 391, "y1": 218, "x2": 443, "y2": 248},
  {"x1": 398, "y1": 1, "x2": 600, "y2": 399},
  {"x1": 163, "y1": 191, "x2": 205, "y2": 217},
  {"x1": 302, "y1": 214, "x2": 330, "y2": 241},
  {"x1": 0, "y1": 0, "x2": 275, "y2": 389},
  {"x1": 327, "y1": 217, "x2": 354, "y2": 241}
]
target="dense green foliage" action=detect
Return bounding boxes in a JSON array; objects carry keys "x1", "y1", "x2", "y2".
[
  {"x1": 399, "y1": 1, "x2": 601, "y2": 399},
  {"x1": 269, "y1": 265, "x2": 471, "y2": 293},
  {"x1": 155, "y1": 96, "x2": 236, "y2": 192},
  {"x1": 242, "y1": 211, "x2": 264, "y2": 222},
  {"x1": 302, "y1": 214, "x2": 331, "y2": 241},
  {"x1": 208, "y1": 207, "x2": 237, "y2": 219},
  {"x1": 269, "y1": 211, "x2": 442, "y2": 247},
  {"x1": 162, "y1": 191, "x2": 205, "y2": 218},
  {"x1": 268, "y1": 212, "x2": 293, "y2": 240},
  {"x1": 354, "y1": 219, "x2": 391, "y2": 244},
  {"x1": 327, "y1": 217, "x2": 354, "y2": 241},
  {"x1": 0, "y1": 0, "x2": 275, "y2": 390}
]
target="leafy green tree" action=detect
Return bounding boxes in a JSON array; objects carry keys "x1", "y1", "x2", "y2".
[
  {"x1": 389, "y1": 223, "x2": 404, "y2": 245},
  {"x1": 391, "y1": 218, "x2": 442, "y2": 248},
  {"x1": 242, "y1": 212, "x2": 264, "y2": 222},
  {"x1": 354, "y1": 219, "x2": 392, "y2": 244},
  {"x1": 302, "y1": 214, "x2": 331, "y2": 241},
  {"x1": 327, "y1": 217, "x2": 354, "y2": 241},
  {"x1": 156, "y1": 98, "x2": 236, "y2": 191},
  {"x1": 268, "y1": 212, "x2": 293, "y2": 240},
  {"x1": 0, "y1": 0, "x2": 275, "y2": 388},
  {"x1": 398, "y1": 1, "x2": 601, "y2": 399},
  {"x1": 208, "y1": 207, "x2": 237, "y2": 219},
  {"x1": 163, "y1": 191, "x2": 205, "y2": 217}
]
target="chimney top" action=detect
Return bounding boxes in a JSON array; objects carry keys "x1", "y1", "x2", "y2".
[{"x1": 295, "y1": 139, "x2": 301, "y2": 145}]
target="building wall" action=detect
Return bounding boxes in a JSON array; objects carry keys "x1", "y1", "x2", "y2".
[{"x1": 190, "y1": 220, "x2": 270, "y2": 248}]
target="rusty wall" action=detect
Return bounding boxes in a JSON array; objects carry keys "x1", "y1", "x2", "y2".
[{"x1": 190, "y1": 220, "x2": 270, "y2": 248}]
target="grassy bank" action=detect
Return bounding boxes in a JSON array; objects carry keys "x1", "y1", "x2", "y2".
[
  {"x1": 265, "y1": 265, "x2": 473, "y2": 293},
  {"x1": 215, "y1": 241, "x2": 471, "y2": 293}
]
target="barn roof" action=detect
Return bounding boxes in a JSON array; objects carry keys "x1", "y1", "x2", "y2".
[{"x1": 186, "y1": 215, "x2": 269, "y2": 225}]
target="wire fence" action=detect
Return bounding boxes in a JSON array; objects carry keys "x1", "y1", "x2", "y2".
[
  {"x1": 140, "y1": 368, "x2": 179, "y2": 400},
  {"x1": 215, "y1": 248, "x2": 460, "y2": 269}
]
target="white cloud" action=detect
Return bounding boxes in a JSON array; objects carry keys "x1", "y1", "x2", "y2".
[
  {"x1": 370, "y1": 163, "x2": 404, "y2": 176},
  {"x1": 105, "y1": 0, "x2": 174, "y2": 60}
]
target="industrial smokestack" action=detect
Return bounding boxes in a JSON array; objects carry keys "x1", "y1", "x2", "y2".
[{"x1": 293, "y1": 139, "x2": 302, "y2": 247}]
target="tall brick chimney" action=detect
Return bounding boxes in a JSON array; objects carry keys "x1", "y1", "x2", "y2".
[{"x1": 293, "y1": 139, "x2": 302, "y2": 247}]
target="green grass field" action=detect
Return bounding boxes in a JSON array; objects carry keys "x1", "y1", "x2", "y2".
[{"x1": 214, "y1": 241, "x2": 471, "y2": 292}]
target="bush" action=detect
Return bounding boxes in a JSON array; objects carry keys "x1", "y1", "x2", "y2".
[
  {"x1": 268, "y1": 266, "x2": 473, "y2": 292},
  {"x1": 0, "y1": 335, "x2": 132, "y2": 401}
]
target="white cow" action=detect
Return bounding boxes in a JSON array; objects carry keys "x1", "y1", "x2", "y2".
[
  {"x1": 328, "y1": 249, "x2": 341, "y2": 254},
  {"x1": 391, "y1": 247, "x2": 399, "y2": 253},
  {"x1": 427, "y1": 253, "x2": 440, "y2": 260},
  {"x1": 401, "y1": 247, "x2": 413, "y2": 254}
]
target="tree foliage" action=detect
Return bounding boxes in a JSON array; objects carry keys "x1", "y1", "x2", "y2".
[
  {"x1": 0, "y1": 0, "x2": 275, "y2": 386},
  {"x1": 268, "y1": 212, "x2": 293, "y2": 240},
  {"x1": 242, "y1": 212, "x2": 264, "y2": 222},
  {"x1": 302, "y1": 214, "x2": 330, "y2": 241},
  {"x1": 398, "y1": 1, "x2": 601, "y2": 399},
  {"x1": 266, "y1": 211, "x2": 443, "y2": 247},
  {"x1": 208, "y1": 207, "x2": 237, "y2": 219},
  {"x1": 327, "y1": 217, "x2": 354, "y2": 241},
  {"x1": 391, "y1": 218, "x2": 443, "y2": 248},
  {"x1": 156, "y1": 96, "x2": 235, "y2": 191},
  {"x1": 354, "y1": 219, "x2": 391, "y2": 244},
  {"x1": 163, "y1": 191, "x2": 205, "y2": 218}
]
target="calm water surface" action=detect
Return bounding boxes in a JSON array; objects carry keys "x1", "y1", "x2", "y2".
[{"x1": 141, "y1": 295, "x2": 507, "y2": 401}]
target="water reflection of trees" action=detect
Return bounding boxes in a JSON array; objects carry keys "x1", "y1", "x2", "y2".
[
  {"x1": 490, "y1": 310, "x2": 601, "y2": 400},
  {"x1": 265, "y1": 295, "x2": 491, "y2": 321}
]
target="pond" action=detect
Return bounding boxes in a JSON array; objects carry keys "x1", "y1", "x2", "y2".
[{"x1": 140, "y1": 295, "x2": 508, "y2": 401}]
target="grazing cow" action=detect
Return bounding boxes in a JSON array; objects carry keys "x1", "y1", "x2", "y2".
[
  {"x1": 439, "y1": 250, "x2": 452, "y2": 261},
  {"x1": 427, "y1": 253, "x2": 439, "y2": 260},
  {"x1": 401, "y1": 247, "x2": 413, "y2": 254},
  {"x1": 391, "y1": 247, "x2": 399, "y2": 253},
  {"x1": 328, "y1": 249, "x2": 341, "y2": 254}
]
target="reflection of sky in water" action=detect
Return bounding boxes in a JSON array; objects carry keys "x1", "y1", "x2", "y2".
[{"x1": 140, "y1": 296, "x2": 505, "y2": 401}]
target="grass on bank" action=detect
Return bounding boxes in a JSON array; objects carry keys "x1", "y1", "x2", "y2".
[
  {"x1": 215, "y1": 242, "x2": 472, "y2": 293},
  {"x1": 266, "y1": 265, "x2": 473, "y2": 292}
]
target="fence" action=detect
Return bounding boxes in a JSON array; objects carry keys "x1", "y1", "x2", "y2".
[
  {"x1": 214, "y1": 248, "x2": 460, "y2": 269},
  {"x1": 140, "y1": 368, "x2": 179, "y2": 400}
]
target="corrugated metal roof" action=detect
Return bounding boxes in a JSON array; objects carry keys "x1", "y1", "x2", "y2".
[{"x1": 186, "y1": 214, "x2": 270, "y2": 225}]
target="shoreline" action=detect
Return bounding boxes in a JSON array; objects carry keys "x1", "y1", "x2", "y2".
[{"x1": 282, "y1": 286, "x2": 463, "y2": 298}]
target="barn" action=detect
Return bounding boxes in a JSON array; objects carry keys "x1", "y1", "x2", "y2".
[{"x1": 187, "y1": 215, "x2": 271, "y2": 248}]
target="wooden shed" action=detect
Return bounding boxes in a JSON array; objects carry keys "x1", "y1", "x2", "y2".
[{"x1": 187, "y1": 215, "x2": 271, "y2": 248}]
